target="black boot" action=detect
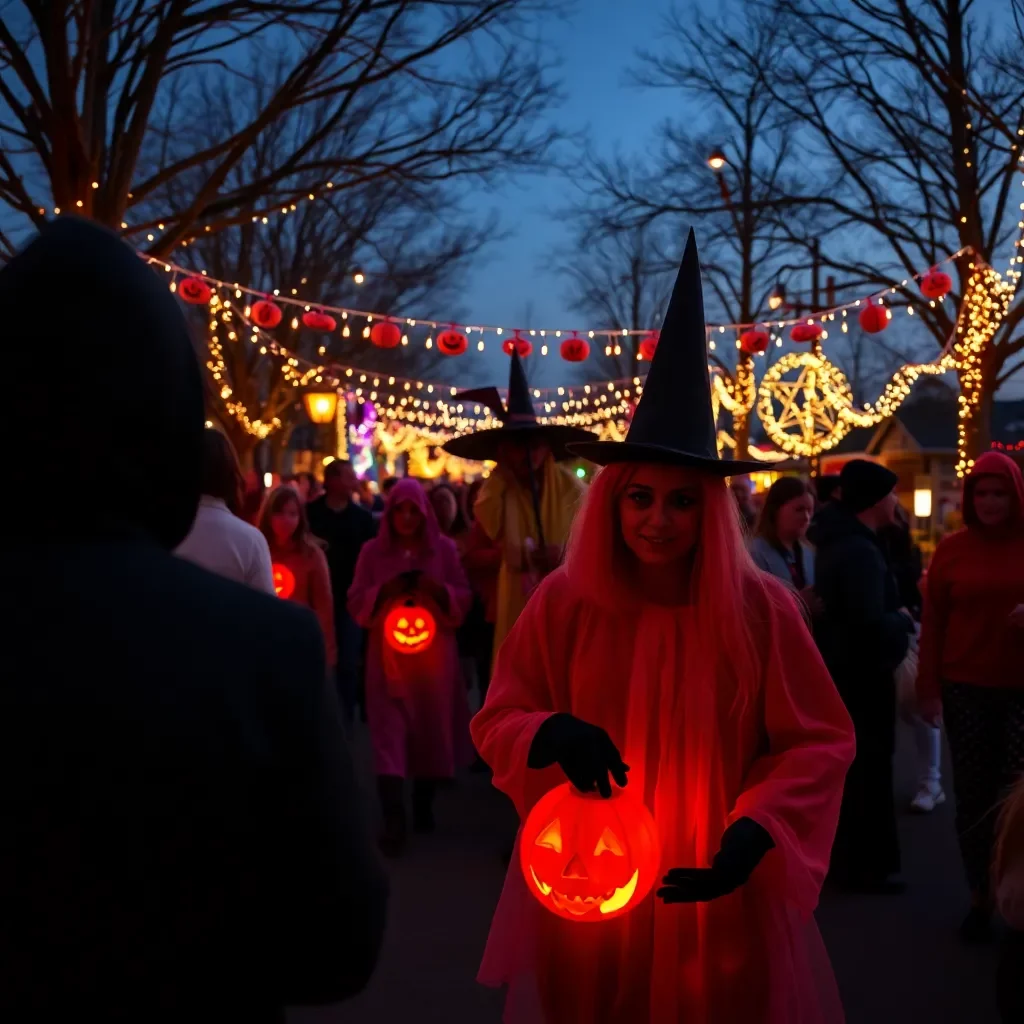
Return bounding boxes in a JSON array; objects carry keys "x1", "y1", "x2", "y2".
[
  {"x1": 412, "y1": 778, "x2": 437, "y2": 834},
  {"x1": 376, "y1": 775, "x2": 407, "y2": 857}
]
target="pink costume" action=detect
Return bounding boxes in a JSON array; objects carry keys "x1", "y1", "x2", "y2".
[
  {"x1": 471, "y1": 470, "x2": 855, "y2": 1023},
  {"x1": 348, "y1": 479, "x2": 473, "y2": 779}
]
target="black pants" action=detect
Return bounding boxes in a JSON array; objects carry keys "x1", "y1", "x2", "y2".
[
  {"x1": 943, "y1": 683, "x2": 1024, "y2": 896},
  {"x1": 998, "y1": 928, "x2": 1024, "y2": 1023}
]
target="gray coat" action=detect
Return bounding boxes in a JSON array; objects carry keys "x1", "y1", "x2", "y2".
[{"x1": 749, "y1": 535, "x2": 815, "y2": 590}]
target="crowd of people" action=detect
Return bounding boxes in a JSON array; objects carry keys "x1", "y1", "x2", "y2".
[{"x1": 5, "y1": 216, "x2": 1024, "y2": 1023}]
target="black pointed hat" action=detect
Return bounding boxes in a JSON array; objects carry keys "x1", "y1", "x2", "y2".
[
  {"x1": 441, "y1": 350, "x2": 595, "y2": 462},
  {"x1": 568, "y1": 229, "x2": 761, "y2": 475}
]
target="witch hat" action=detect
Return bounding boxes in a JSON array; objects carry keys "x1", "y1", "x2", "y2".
[
  {"x1": 442, "y1": 349, "x2": 595, "y2": 462},
  {"x1": 568, "y1": 229, "x2": 761, "y2": 475}
]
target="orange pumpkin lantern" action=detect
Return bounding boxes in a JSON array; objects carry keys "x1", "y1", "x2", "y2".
[
  {"x1": 858, "y1": 301, "x2": 889, "y2": 334},
  {"x1": 559, "y1": 333, "x2": 590, "y2": 362},
  {"x1": 789, "y1": 322, "x2": 823, "y2": 343},
  {"x1": 302, "y1": 309, "x2": 337, "y2": 332},
  {"x1": 179, "y1": 276, "x2": 212, "y2": 305},
  {"x1": 370, "y1": 320, "x2": 402, "y2": 349},
  {"x1": 740, "y1": 328, "x2": 770, "y2": 354},
  {"x1": 920, "y1": 267, "x2": 952, "y2": 300},
  {"x1": 638, "y1": 331, "x2": 659, "y2": 361},
  {"x1": 436, "y1": 328, "x2": 468, "y2": 357},
  {"x1": 520, "y1": 782, "x2": 660, "y2": 923},
  {"x1": 272, "y1": 562, "x2": 296, "y2": 599},
  {"x1": 251, "y1": 299, "x2": 283, "y2": 329},
  {"x1": 384, "y1": 597, "x2": 436, "y2": 655},
  {"x1": 502, "y1": 331, "x2": 533, "y2": 358}
]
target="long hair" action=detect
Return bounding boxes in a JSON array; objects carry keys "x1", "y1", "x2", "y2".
[
  {"x1": 258, "y1": 485, "x2": 321, "y2": 555},
  {"x1": 199, "y1": 427, "x2": 243, "y2": 515},
  {"x1": 994, "y1": 776, "x2": 1024, "y2": 888},
  {"x1": 563, "y1": 463, "x2": 769, "y2": 709},
  {"x1": 754, "y1": 476, "x2": 811, "y2": 547}
]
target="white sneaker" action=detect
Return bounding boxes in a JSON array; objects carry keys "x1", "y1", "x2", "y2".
[{"x1": 910, "y1": 784, "x2": 946, "y2": 813}]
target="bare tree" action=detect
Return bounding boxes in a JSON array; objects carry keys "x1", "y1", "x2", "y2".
[
  {"x1": 0, "y1": 0, "x2": 562, "y2": 256},
  {"x1": 763, "y1": 0, "x2": 1024, "y2": 459},
  {"x1": 558, "y1": 4, "x2": 808, "y2": 457}
]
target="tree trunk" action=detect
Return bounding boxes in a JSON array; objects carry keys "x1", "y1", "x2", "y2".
[{"x1": 733, "y1": 410, "x2": 750, "y2": 462}]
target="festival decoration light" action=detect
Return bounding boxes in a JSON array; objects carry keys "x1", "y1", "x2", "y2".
[
  {"x1": 384, "y1": 598, "x2": 436, "y2": 655},
  {"x1": 272, "y1": 563, "x2": 296, "y2": 599},
  {"x1": 303, "y1": 391, "x2": 338, "y2": 425},
  {"x1": 179, "y1": 276, "x2": 211, "y2": 304},
  {"x1": 302, "y1": 309, "x2": 337, "y2": 332},
  {"x1": 435, "y1": 328, "x2": 468, "y2": 357}
]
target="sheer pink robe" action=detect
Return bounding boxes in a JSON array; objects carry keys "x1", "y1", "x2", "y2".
[
  {"x1": 472, "y1": 568, "x2": 854, "y2": 1023},
  {"x1": 349, "y1": 479, "x2": 473, "y2": 778}
]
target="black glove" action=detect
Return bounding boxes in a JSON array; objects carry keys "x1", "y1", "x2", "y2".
[
  {"x1": 657, "y1": 817, "x2": 774, "y2": 904},
  {"x1": 399, "y1": 569, "x2": 422, "y2": 592},
  {"x1": 527, "y1": 713, "x2": 629, "y2": 799}
]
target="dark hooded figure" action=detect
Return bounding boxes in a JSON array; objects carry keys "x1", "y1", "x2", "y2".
[{"x1": 0, "y1": 219, "x2": 387, "y2": 1022}]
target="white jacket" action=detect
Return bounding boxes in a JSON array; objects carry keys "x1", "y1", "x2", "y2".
[{"x1": 175, "y1": 496, "x2": 276, "y2": 595}]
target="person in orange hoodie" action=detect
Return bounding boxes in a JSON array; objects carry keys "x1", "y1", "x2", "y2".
[
  {"x1": 917, "y1": 451, "x2": 1024, "y2": 942},
  {"x1": 260, "y1": 486, "x2": 338, "y2": 674}
]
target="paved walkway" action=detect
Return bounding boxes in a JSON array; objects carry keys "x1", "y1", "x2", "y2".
[{"x1": 291, "y1": 721, "x2": 1001, "y2": 1024}]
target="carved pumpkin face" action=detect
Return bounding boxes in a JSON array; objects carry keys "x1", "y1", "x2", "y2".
[
  {"x1": 179, "y1": 276, "x2": 211, "y2": 305},
  {"x1": 789, "y1": 323, "x2": 823, "y2": 343},
  {"x1": 858, "y1": 302, "x2": 889, "y2": 334},
  {"x1": 638, "y1": 331, "x2": 659, "y2": 361},
  {"x1": 272, "y1": 563, "x2": 296, "y2": 599},
  {"x1": 502, "y1": 332, "x2": 533, "y2": 358},
  {"x1": 371, "y1": 321, "x2": 402, "y2": 349},
  {"x1": 920, "y1": 268, "x2": 952, "y2": 300},
  {"x1": 436, "y1": 329, "x2": 468, "y2": 357},
  {"x1": 559, "y1": 336, "x2": 590, "y2": 362},
  {"x1": 252, "y1": 299, "x2": 283, "y2": 329},
  {"x1": 520, "y1": 783, "x2": 660, "y2": 923},
  {"x1": 302, "y1": 309, "x2": 337, "y2": 332},
  {"x1": 740, "y1": 328, "x2": 769, "y2": 354},
  {"x1": 384, "y1": 598, "x2": 436, "y2": 655}
]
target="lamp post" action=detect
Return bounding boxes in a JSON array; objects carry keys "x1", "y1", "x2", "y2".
[{"x1": 304, "y1": 390, "x2": 342, "y2": 471}]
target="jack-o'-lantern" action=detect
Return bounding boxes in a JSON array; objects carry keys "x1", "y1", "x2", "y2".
[
  {"x1": 436, "y1": 328, "x2": 468, "y2": 357},
  {"x1": 502, "y1": 331, "x2": 533, "y2": 358},
  {"x1": 370, "y1": 320, "x2": 402, "y2": 349},
  {"x1": 179, "y1": 276, "x2": 212, "y2": 305},
  {"x1": 559, "y1": 333, "x2": 590, "y2": 362},
  {"x1": 789, "y1": 322, "x2": 823, "y2": 344},
  {"x1": 920, "y1": 268, "x2": 952, "y2": 300},
  {"x1": 638, "y1": 331, "x2": 659, "y2": 361},
  {"x1": 251, "y1": 299, "x2": 283, "y2": 329},
  {"x1": 740, "y1": 328, "x2": 769, "y2": 354},
  {"x1": 384, "y1": 598, "x2": 436, "y2": 655},
  {"x1": 302, "y1": 309, "x2": 337, "y2": 332},
  {"x1": 520, "y1": 782, "x2": 660, "y2": 923},
  {"x1": 858, "y1": 301, "x2": 889, "y2": 334},
  {"x1": 272, "y1": 563, "x2": 296, "y2": 599}
]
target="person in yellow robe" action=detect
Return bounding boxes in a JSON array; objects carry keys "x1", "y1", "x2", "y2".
[{"x1": 443, "y1": 352, "x2": 593, "y2": 653}]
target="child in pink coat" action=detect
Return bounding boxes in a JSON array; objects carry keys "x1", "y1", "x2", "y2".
[{"x1": 348, "y1": 478, "x2": 473, "y2": 855}]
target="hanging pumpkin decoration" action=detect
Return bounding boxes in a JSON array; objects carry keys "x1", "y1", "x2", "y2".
[
  {"x1": 272, "y1": 563, "x2": 296, "y2": 599},
  {"x1": 302, "y1": 309, "x2": 337, "y2": 332},
  {"x1": 740, "y1": 328, "x2": 770, "y2": 354},
  {"x1": 559, "y1": 333, "x2": 590, "y2": 363},
  {"x1": 638, "y1": 331, "x2": 659, "y2": 361},
  {"x1": 920, "y1": 268, "x2": 952, "y2": 300},
  {"x1": 179, "y1": 276, "x2": 212, "y2": 305},
  {"x1": 858, "y1": 301, "x2": 889, "y2": 334},
  {"x1": 520, "y1": 782, "x2": 660, "y2": 923},
  {"x1": 502, "y1": 331, "x2": 533, "y2": 358},
  {"x1": 789, "y1": 323, "x2": 824, "y2": 344},
  {"x1": 384, "y1": 597, "x2": 437, "y2": 655},
  {"x1": 436, "y1": 327, "x2": 468, "y2": 357},
  {"x1": 251, "y1": 299, "x2": 283, "y2": 329},
  {"x1": 370, "y1": 320, "x2": 402, "y2": 349}
]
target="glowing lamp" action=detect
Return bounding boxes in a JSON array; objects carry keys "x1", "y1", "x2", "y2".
[
  {"x1": 638, "y1": 331, "x2": 659, "y2": 361},
  {"x1": 768, "y1": 286, "x2": 785, "y2": 311},
  {"x1": 384, "y1": 598, "x2": 436, "y2": 655},
  {"x1": 520, "y1": 782, "x2": 660, "y2": 923},
  {"x1": 179, "y1": 276, "x2": 212, "y2": 304},
  {"x1": 304, "y1": 391, "x2": 338, "y2": 425},
  {"x1": 370, "y1": 320, "x2": 402, "y2": 349},
  {"x1": 272, "y1": 563, "x2": 296, "y2": 599},
  {"x1": 914, "y1": 488, "x2": 932, "y2": 518},
  {"x1": 436, "y1": 328, "x2": 468, "y2": 357},
  {"x1": 707, "y1": 148, "x2": 728, "y2": 171}
]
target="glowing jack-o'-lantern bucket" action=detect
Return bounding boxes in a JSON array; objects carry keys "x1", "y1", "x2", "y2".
[
  {"x1": 520, "y1": 782, "x2": 660, "y2": 922},
  {"x1": 272, "y1": 563, "x2": 296, "y2": 599},
  {"x1": 384, "y1": 597, "x2": 436, "y2": 655}
]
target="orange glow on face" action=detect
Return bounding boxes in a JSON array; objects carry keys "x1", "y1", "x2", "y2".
[
  {"x1": 384, "y1": 599, "x2": 436, "y2": 655},
  {"x1": 272, "y1": 563, "x2": 296, "y2": 599},
  {"x1": 521, "y1": 782, "x2": 660, "y2": 922}
]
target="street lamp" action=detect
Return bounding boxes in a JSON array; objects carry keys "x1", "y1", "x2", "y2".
[
  {"x1": 768, "y1": 285, "x2": 786, "y2": 311},
  {"x1": 707, "y1": 148, "x2": 728, "y2": 171},
  {"x1": 304, "y1": 391, "x2": 339, "y2": 424},
  {"x1": 352, "y1": 268, "x2": 366, "y2": 285}
]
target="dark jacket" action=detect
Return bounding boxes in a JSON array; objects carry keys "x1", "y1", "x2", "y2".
[
  {"x1": 811, "y1": 502, "x2": 914, "y2": 702},
  {"x1": 307, "y1": 497, "x2": 378, "y2": 615},
  {"x1": 0, "y1": 219, "x2": 387, "y2": 1022}
]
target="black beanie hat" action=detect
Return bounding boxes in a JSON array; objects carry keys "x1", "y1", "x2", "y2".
[
  {"x1": 815, "y1": 474, "x2": 841, "y2": 504},
  {"x1": 839, "y1": 459, "x2": 898, "y2": 514}
]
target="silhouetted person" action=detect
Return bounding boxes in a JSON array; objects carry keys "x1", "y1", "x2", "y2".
[{"x1": 0, "y1": 219, "x2": 387, "y2": 1023}]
